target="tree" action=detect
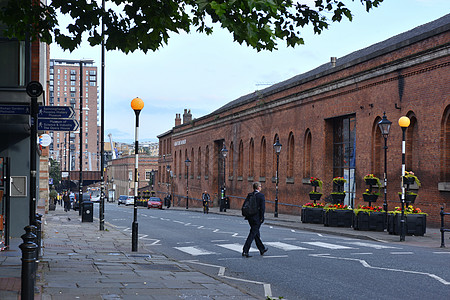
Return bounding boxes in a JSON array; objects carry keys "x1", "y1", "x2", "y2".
[
  {"x1": 49, "y1": 158, "x2": 61, "y2": 186},
  {"x1": 0, "y1": 0, "x2": 383, "y2": 53}
]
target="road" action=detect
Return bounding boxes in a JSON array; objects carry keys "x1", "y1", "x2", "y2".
[{"x1": 104, "y1": 203, "x2": 450, "y2": 299}]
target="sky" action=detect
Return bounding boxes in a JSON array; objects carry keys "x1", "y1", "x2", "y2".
[{"x1": 50, "y1": 0, "x2": 450, "y2": 144}]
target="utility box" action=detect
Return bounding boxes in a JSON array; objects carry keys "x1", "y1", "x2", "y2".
[{"x1": 82, "y1": 201, "x2": 93, "y2": 222}]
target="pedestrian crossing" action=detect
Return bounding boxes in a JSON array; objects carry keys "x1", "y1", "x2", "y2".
[{"x1": 173, "y1": 240, "x2": 401, "y2": 257}]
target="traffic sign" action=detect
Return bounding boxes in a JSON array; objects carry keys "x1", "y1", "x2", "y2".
[
  {"x1": 38, "y1": 106, "x2": 75, "y2": 119},
  {"x1": 37, "y1": 118, "x2": 79, "y2": 131},
  {"x1": 39, "y1": 134, "x2": 52, "y2": 147},
  {"x1": 0, "y1": 105, "x2": 30, "y2": 115}
]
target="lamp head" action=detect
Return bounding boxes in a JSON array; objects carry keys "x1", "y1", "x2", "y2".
[
  {"x1": 398, "y1": 116, "x2": 410, "y2": 128},
  {"x1": 378, "y1": 112, "x2": 392, "y2": 137},
  {"x1": 185, "y1": 158, "x2": 191, "y2": 166},
  {"x1": 131, "y1": 97, "x2": 144, "y2": 111},
  {"x1": 273, "y1": 137, "x2": 282, "y2": 154},
  {"x1": 221, "y1": 145, "x2": 228, "y2": 158}
]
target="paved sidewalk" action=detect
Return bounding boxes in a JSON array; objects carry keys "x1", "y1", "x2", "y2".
[{"x1": 37, "y1": 207, "x2": 259, "y2": 299}]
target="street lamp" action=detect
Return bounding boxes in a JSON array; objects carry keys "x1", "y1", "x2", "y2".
[
  {"x1": 398, "y1": 116, "x2": 410, "y2": 242},
  {"x1": 185, "y1": 158, "x2": 191, "y2": 209},
  {"x1": 378, "y1": 112, "x2": 392, "y2": 213},
  {"x1": 131, "y1": 97, "x2": 144, "y2": 252},
  {"x1": 273, "y1": 137, "x2": 282, "y2": 217},
  {"x1": 220, "y1": 145, "x2": 228, "y2": 212},
  {"x1": 166, "y1": 165, "x2": 171, "y2": 207}
]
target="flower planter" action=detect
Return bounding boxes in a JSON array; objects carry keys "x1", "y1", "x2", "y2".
[
  {"x1": 398, "y1": 193, "x2": 417, "y2": 204},
  {"x1": 301, "y1": 207, "x2": 324, "y2": 224},
  {"x1": 402, "y1": 176, "x2": 415, "y2": 185},
  {"x1": 364, "y1": 178, "x2": 379, "y2": 186},
  {"x1": 309, "y1": 193, "x2": 322, "y2": 201},
  {"x1": 323, "y1": 209, "x2": 353, "y2": 227},
  {"x1": 331, "y1": 193, "x2": 345, "y2": 204},
  {"x1": 311, "y1": 181, "x2": 320, "y2": 187},
  {"x1": 362, "y1": 194, "x2": 378, "y2": 203},
  {"x1": 353, "y1": 211, "x2": 386, "y2": 231},
  {"x1": 387, "y1": 213, "x2": 426, "y2": 236}
]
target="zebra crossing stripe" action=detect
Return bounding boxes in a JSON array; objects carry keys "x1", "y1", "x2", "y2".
[
  {"x1": 346, "y1": 242, "x2": 399, "y2": 249},
  {"x1": 303, "y1": 242, "x2": 355, "y2": 249},
  {"x1": 217, "y1": 243, "x2": 259, "y2": 253},
  {"x1": 265, "y1": 242, "x2": 311, "y2": 251},
  {"x1": 174, "y1": 246, "x2": 217, "y2": 256}
]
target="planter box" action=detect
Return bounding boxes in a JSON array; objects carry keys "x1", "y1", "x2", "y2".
[
  {"x1": 324, "y1": 209, "x2": 353, "y2": 227},
  {"x1": 331, "y1": 193, "x2": 345, "y2": 204},
  {"x1": 301, "y1": 207, "x2": 324, "y2": 224},
  {"x1": 387, "y1": 213, "x2": 426, "y2": 236},
  {"x1": 309, "y1": 193, "x2": 322, "y2": 202},
  {"x1": 364, "y1": 178, "x2": 379, "y2": 186},
  {"x1": 398, "y1": 193, "x2": 417, "y2": 204},
  {"x1": 363, "y1": 194, "x2": 378, "y2": 203},
  {"x1": 353, "y1": 211, "x2": 386, "y2": 231}
]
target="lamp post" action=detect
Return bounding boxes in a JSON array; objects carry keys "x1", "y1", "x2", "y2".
[
  {"x1": 398, "y1": 116, "x2": 410, "y2": 242},
  {"x1": 185, "y1": 158, "x2": 191, "y2": 209},
  {"x1": 166, "y1": 165, "x2": 171, "y2": 207},
  {"x1": 131, "y1": 97, "x2": 144, "y2": 252},
  {"x1": 220, "y1": 145, "x2": 228, "y2": 212},
  {"x1": 378, "y1": 112, "x2": 392, "y2": 212},
  {"x1": 273, "y1": 138, "x2": 282, "y2": 217}
]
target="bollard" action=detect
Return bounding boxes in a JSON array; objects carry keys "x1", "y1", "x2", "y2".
[
  {"x1": 19, "y1": 225, "x2": 38, "y2": 300},
  {"x1": 440, "y1": 207, "x2": 450, "y2": 248},
  {"x1": 35, "y1": 213, "x2": 42, "y2": 258}
]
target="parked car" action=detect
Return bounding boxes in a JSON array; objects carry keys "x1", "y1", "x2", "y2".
[
  {"x1": 118, "y1": 195, "x2": 134, "y2": 206},
  {"x1": 147, "y1": 197, "x2": 162, "y2": 209},
  {"x1": 73, "y1": 192, "x2": 92, "y2": 210},
  {"x1": 90, "y1": 189, "x2": 101, "y2": 202}
]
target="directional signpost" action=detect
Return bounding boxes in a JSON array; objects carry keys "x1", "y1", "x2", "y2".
[
  {"x1": 0, "y1": 105, "x2": 30, "y2": 115},
  {"x1": 37, "y1": 118, "x2": 79, "y2": 131},
  {"x1": 38, "y1": 106, "x2": 75, "y2": 119}
]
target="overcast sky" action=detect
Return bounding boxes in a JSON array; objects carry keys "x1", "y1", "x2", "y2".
[{"x1": 50, "y1": 0, "x2": 450, "y2": 144}]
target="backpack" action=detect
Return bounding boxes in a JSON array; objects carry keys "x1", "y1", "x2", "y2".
[{"x1": 242, "y1": 192, "x2": 258, "y2": 217}]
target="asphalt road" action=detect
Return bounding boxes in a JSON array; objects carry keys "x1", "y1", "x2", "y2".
[{"x1": 104, "y1": 203, "x2": 450, "y2": 299}]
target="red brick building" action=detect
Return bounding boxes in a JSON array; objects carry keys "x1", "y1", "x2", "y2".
[{"x1": 157, "y1": 14, "x2": 450, "y2": 225}]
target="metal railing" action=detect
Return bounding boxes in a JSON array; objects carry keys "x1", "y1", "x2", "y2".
[{"x1": 440, "y1": 207, "x2": 450, "y2": 248}]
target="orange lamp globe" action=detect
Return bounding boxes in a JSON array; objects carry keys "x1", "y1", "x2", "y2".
[
  {"x1": 131, "y1": 97, "x2": 144, "y2": 111},
  {"x1": 398, "y1": 116, "x2": 410, "y2": 128}
]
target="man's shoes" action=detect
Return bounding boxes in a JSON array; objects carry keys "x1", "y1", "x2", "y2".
[
  {"x1": 242, "y1": 252, "x2": 252, "y2": 258},
  {"x1": 260, "y1": 248, "x2": 268, "y2": 255}
]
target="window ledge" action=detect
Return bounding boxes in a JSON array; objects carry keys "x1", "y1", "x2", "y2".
[
  {"x1": 286, "y1": 177, "x2": 294, "y2": 184},
  {"x1": 247, "y1": 176, "x2": 254, "y2": 182},
  {"x1": 237, "y1": 176, "x2": 243, "y2": 181},
  {"x1": 438, "y1": 182, "x2": 450, "y2": 191},
  {"x1": 259, "y1": 176, "x2": 266, "y2": 182}
]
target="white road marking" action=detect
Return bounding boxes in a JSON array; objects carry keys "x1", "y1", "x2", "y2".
[
  {"x1": 303, "y1": 242, "x2": 355, "y2": 249},
  {"x1": 211, "y1": 240, "x2": 228, "y2": 243},
  {"x1": 217, "y1": 243, "x2": 259, "y2": 253},
  {"x1": 263, "y1": 255, "x2": 289, "y2": 258},
  {"x1": 346, "y1": 242, "x2": 399, "y2": 249},
  {"x1": 265, "y1": 242, "x2": 311, "y2": 251},
  {"x1": 433, "y1": 252, "x2": 450, "y2": 254},
  {"x1": 174, "y1": 246, "x2": 217, "y2": 256},
  {"x1": 390, "y1": 252, "x2": 414, "y2": 255},
  {"x1": 310, "y1": 253, "x2": 450, "y2": 285},
  {"x1": 351, "y1": 253, "x2": 373, "y2": 255}
]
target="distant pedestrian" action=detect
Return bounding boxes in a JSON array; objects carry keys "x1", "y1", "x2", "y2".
[
  {"x1": 202, "y1": 191, "x2": 210, "y2": 214},
  {"x1": 63, "y1": 191, "x2": 70, "y2": 212},
  {"x1": 242, "y1": 182, "x2": 268, "y2": 258}
]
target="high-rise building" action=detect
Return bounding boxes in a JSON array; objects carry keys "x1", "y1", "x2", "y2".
[{"x1": 49, "y1": 59, "x2": 99, "y2": 172}]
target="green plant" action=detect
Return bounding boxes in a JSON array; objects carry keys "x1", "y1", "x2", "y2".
[
  {"x1": 309, "y1": 177, "x2": 323, "y2": 194},
  {"x1": 324, "y1": 203, "x2": 351, "y2": 211},
  {"x1": 363, "y1": 173, "x2": 382, "y2": 188},
  {"x1": 363, "y1": 189, "x2": 380, "y2": 196},
  {"x1": 49, "y1": 189, "x2": 58, "y2": 200},
  {"x1": 331, "y1": 191, "x2": 345, "y2": 195},
  {"x1": 332, "y1": 177, "x2": 347, "y2": 184},
  {"x1": 403, "y1": 171, "x2": 421, "y2": 187},
  {"x1": 353, "y1": 205, "x2": 384, "y2": 215},
  {"x1": 398, "y1": 191, "x2": 418, "y2": 196},
  {"x1": 303, "y1": 202, "x2": 325, "y2": 208},
  {"x1": 389, "y1": 205, "x2": 427, "y2": 215}
]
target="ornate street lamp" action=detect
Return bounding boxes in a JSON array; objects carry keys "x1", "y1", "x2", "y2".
[
  {"x1": 220, "y1": 145, "x2": 228, "y2": 212},
  {"x1": 273, "y1": 137, "x2": 282, "y2": 217},
  {"x1": 185, "y1": 158, "x2": 191, "y2": 209},
  {"x1": 131, "y1": 97, "x2": 144, "y2": 252},
  {"x1": 378, "y1": 112, "x2": 392, "y2": 212},
  {"x1": 398, "y1": 116, "x2": 410, "y2": 242}
]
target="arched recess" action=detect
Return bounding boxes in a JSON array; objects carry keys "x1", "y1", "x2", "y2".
[
  {"x1": 287, "y1": 132, "x2": 294, "y2": 179},
  {"x1": 178, "y1": 150, "x2": 182, "y2": 178},
  {"x1": 441, "y1": 105, "x2": 450, "y2": 181},
  {"x1": 190, "y1": 148, "x2": 195, "y2": 179},
  {"x1": 197, "y1": 147, "x2": 201, "y2": 179},
  {"x1": 260, "y1": 136, "x2": 266, "y2": 179},
  {"x1": 205, "y1": 145, "x2": 209, "y2": 178},
  {"x1": 238, "y1": 140, "x2": 244, "y2": 178},
  {"x1": 184, "y1": 149, "x2": 188, "y2": 178},
  {"x1": 174, "y1": 151, "x2": 177, "y2": 179},
  {"x1": 371, "y1": 116, "x2": 383, "y2": 177},
  {"x1": 249, "y1": 138, "x2": 255, "y2": 178},
  {"x1": 303, "y1": 129, "x2": 311, "y2": 178},
  {"x1": 272, "y1": 134, "x2": 279, "y2": 179},
  {"x1": 229, "y1": 142, "x2": 234, "y2": 178},
  {"x1": 405, "y1": 112, "x2": 418, "y2": 172}
]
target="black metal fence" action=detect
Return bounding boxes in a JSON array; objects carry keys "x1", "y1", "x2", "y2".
[{"x1": 440, "y1": 206, "x2": 450, "y2": 248}]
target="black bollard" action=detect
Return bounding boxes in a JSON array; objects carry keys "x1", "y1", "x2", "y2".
[
  {"x1": 19, "y1": 225, "x2": 38, "y2": 300},
  {"x1": 35, "y1": 213, "x2": 42, "y2": 258}
]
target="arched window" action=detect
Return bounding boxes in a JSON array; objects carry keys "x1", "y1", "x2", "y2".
[
  {"x1": 372, "y1": 117, "x2": 382, "y2": 177},
  {"x1": 260, "y1": 137, "x2": 266, "y2": 179},
  {"x1": 303, "y1": 130, "x2": 311, "y2": 178},
  {"x1": 197, "y1": 147, "x2": 201, "y2": 179},
  {"x1": 184, "y1": 149, "x2": 188, "y2": 178},
  {"x1": 205, "y1": 145, "x2": 209, "y2": 178},
  {"x1": 405, "y1": 114, "x2": 418, "y2": 172},
  {"x1": 441, "y1": 106, "x2": 450, "y2": 181},
  {"x1": 272, "y1": 134, "x2": 279, "y2": 179},
  {"x1": 287, "y1": 132, "x2": 294, "y2": 178},
  {"x1": 249, "y1": 138, "x2": 254, "y2": 179},
  {"x1": 229, "y1": 142, "x2": 234, "y2": 178},
  {"x1": 238, "y1": 140, "x2": 244, "y2": 178},
  {"x1": 190, "y1": 148, "x2": 195, "y2": 179}
]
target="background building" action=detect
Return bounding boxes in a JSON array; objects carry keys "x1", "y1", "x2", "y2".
[
  {"x1": 157, "y1": 14, "x2": 450, "y2": 226},
  {"x1": 48, "y1": 59, "x2": 99, "y2": 175}
]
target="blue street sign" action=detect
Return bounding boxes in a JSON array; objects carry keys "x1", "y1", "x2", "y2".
[
  {"x1": 0, "y1": 105, "x2": 30, "y2": 115},
  {"x1": 38, "y1": 106, "x2": 75, "y2": 119},
  {"x1": 37, "y1": 118, "x2": 79, "y2": 131}
]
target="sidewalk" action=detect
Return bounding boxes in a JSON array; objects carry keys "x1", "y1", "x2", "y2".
[{"x1": 0, "y1": 204, "x2": 448, "y2": 300}]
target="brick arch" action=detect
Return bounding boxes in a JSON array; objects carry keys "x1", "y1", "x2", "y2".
[
  {"x1": 287, "y1": 132, "x2": 294, "y2": 178},
  {"x1": 303, "y1": 129, "x2": 311, "y2": 178},
  {"x1": 260, "y1": 136, "x2": 266, "y2": 179},
  {"x1": 272, "y1": 134, "x2": 279, "y2": 179},
  {"x1": 440, "y1": 105, "x2": 450, "y2": 181},
  {"x1": 238, "y1": 140, "x2": 244, "y2": 178},
  {"x1": 405, "y1": 111, "x2": 418, "y2": 172},
  {"x1": 249, "y1": 138, "x2": 254, "y2": 178},
  {"x1": 371, "y1": 116, "x2": 383, "y2": 177},
  {"x1": 229, "y1": 141, "x2": 234, "y2": 178}
]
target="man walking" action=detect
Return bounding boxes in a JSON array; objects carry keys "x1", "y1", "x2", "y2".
[
  {"x1": 202, "y1": 191, "x2": 210, "y2": 214},
  {"x1": 242, "y1": 182, "x2": 268, "y2": 258},
  {"x1": 63, "y1": 191, "x2": 70, "y2": 212}
]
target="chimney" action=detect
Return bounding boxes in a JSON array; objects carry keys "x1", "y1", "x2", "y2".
[
  {"x1": 183, "y1": 109, "x2": 192, "y2": 124},
  {"x1": 175, "y1": 113, "x2": 181, "y2": 126},
  {"x1": 330, "y1": 57, "x2": 337, "y2": 68}
]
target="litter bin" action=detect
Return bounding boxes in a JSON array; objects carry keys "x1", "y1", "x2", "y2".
[{"x1": 82, "y1": 201, "x2": 93, "y2": 222}]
